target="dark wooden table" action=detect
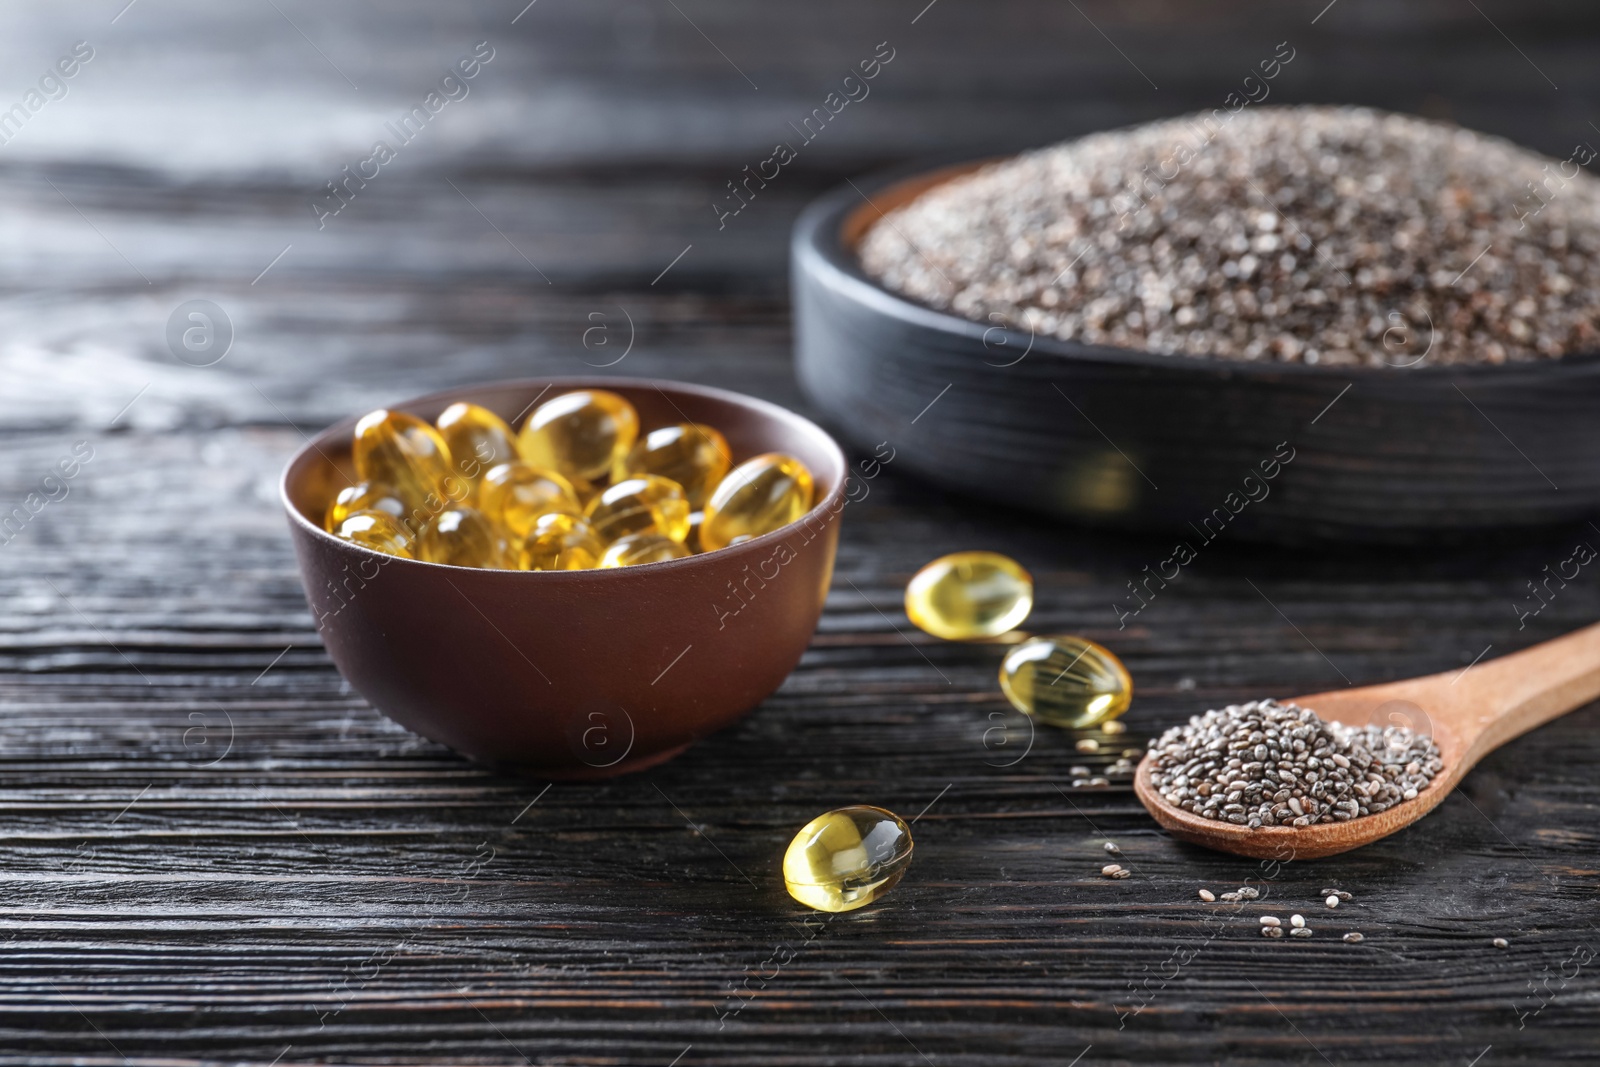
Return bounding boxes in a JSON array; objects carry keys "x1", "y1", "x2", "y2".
[{"x1": 2, "y1": 2, "x2": 1597, "y2": 1063}]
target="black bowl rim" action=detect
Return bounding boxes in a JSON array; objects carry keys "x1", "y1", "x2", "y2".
[
  {"x1": 796, "y1": 157, "x2": 1600, "y2": 381},
  {"x1": 279, "y1": 375, "x2": 849, "y2": 577}
]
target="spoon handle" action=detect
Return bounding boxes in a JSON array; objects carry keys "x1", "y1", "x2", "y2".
[
  {"x1": 1296, "y1": 620, "x2": 1600, "y2": 775},
  {"x1": 1436, "y1": 620, "x2": 1600, "y2": 763}
]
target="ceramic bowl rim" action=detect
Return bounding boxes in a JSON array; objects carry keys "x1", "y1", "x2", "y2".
[{"x1": 279, "y1": 375, "x2": 850, "y2": 578}]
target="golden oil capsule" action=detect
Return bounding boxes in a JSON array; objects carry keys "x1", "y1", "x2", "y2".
[
  {"x1": 783, "y1": 805, "x2": 913, "y2": 913},
  {"x1": 599, "y1": 532, "x2": 691, "y2": 568},
  {"x1": 616, "y1": 422, "x2": 731, "y2": 509},
  {"x1": 324, "y1": 481, "x2": 406, "y2": 532},
  {"x1": 520, "y1": 512, "x2": 605, "y2": 571},
  {"x1": 700, "y1": 452, "x2": 814, "y2": 552},
  {"x1": 334, "y1": 510, "x2": 415, "y2": 558},
  {"x1": 999, "y1": 635, "x2": 1132, "y2": 728},
  {"x1": 352, "y1": 409, "x2": 456, "y2": 514},
  {"x1": 904, "y1": 551, "x2": 1033, "y2": 640},
  {"x1": 436, "y1": 402, "x2": 519, "y2": 495},
  {"x1": 684, "y1": 510, "x2": 705, "y2": 553},
  {"x1": 584, "y1": 474, "x2": 691, "y2": 543},
  {"x1": 566, "y1": 471, "x2": 600, "y2": 505},
  {"x1": 517, "y1": 389, "x2": 639, "y2": 483},
  {"x1": 479, "y1": 461, "x2": 582, "y2": 538},
  {"x1": 417, "y1": 507, "x2": 510, "y2": 568}
]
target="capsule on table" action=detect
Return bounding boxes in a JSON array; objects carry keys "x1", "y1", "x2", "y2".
[
  {"x1": 334, "y1": 510, "x2": 415, "y2": 558},
  {"x1": 417, "y1": 506, "x2": 511, "y2": 568},
  {"x1": 517, "y1": 389, "x2": 639, "y2": 483},
  {"x1": 616, "y1": 422, "x2": 731, "y2": 509},
  {"x1": 351, "y1": 409, "x2": 457, "y2": 515},
  {"x1": 584, "y1": 474, "x2": 691, "y2": 543},
  {"x1": 520, "y1": 512, "x2": 606, "y2": 571},
  {"x1": 436, "y1": 402, "x2": 519, "y2": 496},
  {"x1": 700, "y1": 452, "x2": 814, "y2": 552},
  {"x1": 599, "y1": 532, "x2": 691, "y2": 568},
  {"x1": 904, "y1": 551, "x2": 1033, "y2": 640},
  {"x1": 783, "y1": 805, "x2": 913, "y2": 913},
  {"x1": 999, "y1": 634, "x2": 1133, "y2": 728},
  {"x1": 324, "y1": 481, "x2": 406, "y2": 532},
  {"x1": 479, "y1": 461, "x2": 583, "y2": 538}
]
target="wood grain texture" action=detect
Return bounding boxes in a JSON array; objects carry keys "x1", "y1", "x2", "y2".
[{"x1": 0, "y1": 1, "x2": 1598, "y2": 1062}]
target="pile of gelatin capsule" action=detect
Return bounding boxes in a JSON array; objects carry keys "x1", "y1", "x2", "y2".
[{"x1": 324, "y1": 389, "x2": 815, "y2": 569}]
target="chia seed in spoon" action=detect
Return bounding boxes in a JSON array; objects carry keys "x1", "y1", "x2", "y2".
[{"x1": 1146, "y1": 698, "x2": 1441, "y2": 828}]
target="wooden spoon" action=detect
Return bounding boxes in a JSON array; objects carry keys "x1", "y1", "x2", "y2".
[{"x1": 1133, "y1": 622, "x2": 1600, "y2": 859}]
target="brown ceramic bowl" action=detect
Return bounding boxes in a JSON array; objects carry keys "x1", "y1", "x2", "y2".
[{"x1": 280, "y1": 377, "x2": 847, "y2": 779}]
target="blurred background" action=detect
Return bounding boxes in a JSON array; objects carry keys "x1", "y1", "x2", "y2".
[{"x1": 2, "y1": 0, "x2": 1594, "y2": 432}]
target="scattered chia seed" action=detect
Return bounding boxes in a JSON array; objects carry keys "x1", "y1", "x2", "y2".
[
  {"x1": 1262, "y1": 926, "x2": 1285, "y2": 938},
  {"x1": 1325, "y1": 895, "x2": 1341, "y2": 909},
  {"x1": 860, "y1": 106, "x2": 1600, "y2": 366},
  {"x1": 1343, "y1": 932, "x2": 1365, "y2": 943},
  {"x1": 1104, "y1": 841, "x2": 1122, "y2": 856},
  {"x1": 1076, "y1": 739, "x2": 1101, "y2": 753},
  {"x1": 1322, "y1": 889, "x2": 1353, "y2": 900},
  {"x1": 1261, "y1": 916, "x2": 1281, "y2": 927},
  {"x1": 1289, "y1": 927, "x2": 1314, "y2": 938},
  {"x1": 1291, "y1": 914, "x2": 1305, "y2": 929},
  {"x1": 1101, "y1": 864, "x2": 1123, "y2": 877},
  {"x1": 1198, "y1": 889, "x2": 1216, "y2": 902},
  {"x1": 1147, "y1": 699, "x2": 1442, "y2": 827},
  {"x1": 1494, "y1": 937, "x2": 1510, "y2": 948},
  {"x1": 1103, "y1": 720, "x2": 1128, "y2": 735}
]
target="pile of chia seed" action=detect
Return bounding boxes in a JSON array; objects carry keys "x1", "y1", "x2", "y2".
[
  {"x1": 859, "y1": 106, "x2": 1600, "y2": 366},
  {"x1": 1147, "y1": 699, "x2": 1441, "y2": 828}
]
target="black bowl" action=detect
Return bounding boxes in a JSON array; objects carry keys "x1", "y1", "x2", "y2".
[{"x1": 792, "y1": 160, "x2": 1600, "y2": 545}]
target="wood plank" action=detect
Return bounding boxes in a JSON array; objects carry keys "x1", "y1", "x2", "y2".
[
  {"x1": 3, "y1": 0, "x2": 1599, "y2": 1060},
  {"x1": 0, "y1": 419, "x2": 1596, "y2": 1060}
]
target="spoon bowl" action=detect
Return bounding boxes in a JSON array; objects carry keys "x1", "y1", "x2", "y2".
[{"x1": 1134, "y1": 621, "x2": 1600, "y2": 858}]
